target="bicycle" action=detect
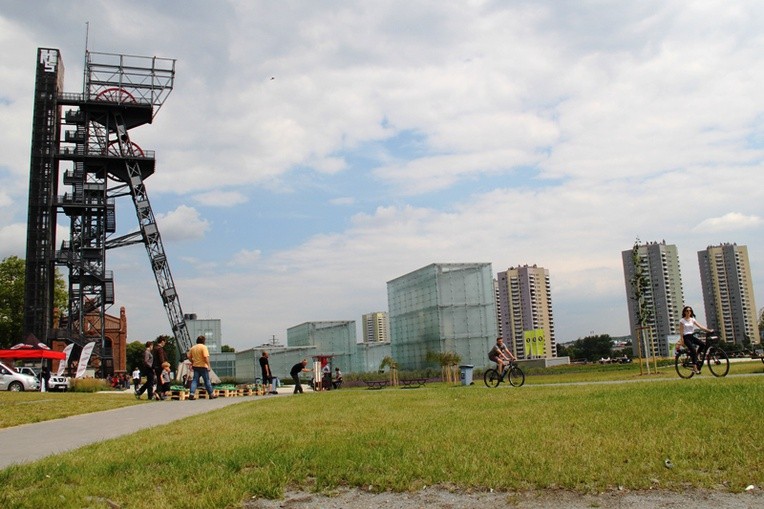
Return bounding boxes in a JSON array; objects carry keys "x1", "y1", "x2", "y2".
[
  {"x1": 484, "y1": 361, "x2": 525, "y2": 387},
  {"x1": 675, "y1": 331, "x2": 729, "y2": 379}
]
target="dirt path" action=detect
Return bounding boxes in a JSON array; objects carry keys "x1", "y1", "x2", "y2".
[{"x1": 245, "y1": 486, "x2": 763, "y2": 509}]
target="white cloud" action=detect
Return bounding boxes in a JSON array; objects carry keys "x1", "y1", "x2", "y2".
[
  {"x1": 695, "y1": 213, "x2": 762, "y2": 233},
  {"x1": 155, "y1": 205, "x2": 210, "y2": 242},
  {"x1": 229, "y1": 248, "x2": 262, "y2": 267},
  {"x1": 0, "y1": 223, "x2": 26, "y2": 259},
  {"x1": 193, "y1": 190, "x2": 248, "y2": 207}
]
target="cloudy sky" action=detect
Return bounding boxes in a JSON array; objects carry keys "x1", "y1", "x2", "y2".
[{"x1": 1, "y1": 1, "x2": 762, "y2": 350}]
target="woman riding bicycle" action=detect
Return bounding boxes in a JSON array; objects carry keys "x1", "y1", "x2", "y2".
[
  {"x1": 488, "y1": 337, "x2": 516, "y2": 375},
  {"x1": 677, "y1": 305, "x2": 712, "y2": 374}
]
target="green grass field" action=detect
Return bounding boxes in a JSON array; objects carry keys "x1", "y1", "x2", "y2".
[{"x1": 1, "y1": 362, "x2": 763, "y2": 509}]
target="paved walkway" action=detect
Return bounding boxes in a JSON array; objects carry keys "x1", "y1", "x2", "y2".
[{"x1": 0, "y1": 391, "x2": 289, "y2": 470}]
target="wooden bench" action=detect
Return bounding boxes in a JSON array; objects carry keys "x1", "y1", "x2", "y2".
[
  {"x1": 399, "y1": 378, "x2": 427, "y2": 388},
  {"x1": 364, "y1": 380, "x2": 389, "y2": 390}
]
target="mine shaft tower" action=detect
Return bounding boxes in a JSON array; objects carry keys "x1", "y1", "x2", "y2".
[{"x1": 24, "y1": 48, "x2": 193, "y2": 374}]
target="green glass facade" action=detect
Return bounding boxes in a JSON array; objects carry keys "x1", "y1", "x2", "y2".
[
  {"x1": 388, "y1": 263, "x2": 498, "y2": 370},
  {"x1": 287, "y1": 321, "x2": 356, "y2": 373}
]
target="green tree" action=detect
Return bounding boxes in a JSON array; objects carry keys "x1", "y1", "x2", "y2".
[
  {"x1": 157, "y1": 335, "x2": 178, "y2": 372},
  {"x1": 0, "y1": 256, "x2": 26, "y2": 348},
  {"x1": 221, "y1": 345, "x2": 235, "y2": 353},
  {"x1": 565, "y1": 334, "x2": 614, "y2": 362},
  {"x1": 0, "y1": 256, "x2": 68, "y2": 349},
  {"x1": 126, "y1": 341, "x2": 146, "y2": 373}
]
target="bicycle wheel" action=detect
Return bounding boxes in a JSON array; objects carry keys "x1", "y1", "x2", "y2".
[
  {"x1": 675, "y1": 351, "x2": 695, "y2": 379},
  {"x1": 483, "y1": 368, "x2": 501, "y2": 388},
  {"x1": 508, "y1": 366, "x2": 525, "y2": 387},
  {"x1": 706, "y1": 347, "x2": 730, "y2": 377}
]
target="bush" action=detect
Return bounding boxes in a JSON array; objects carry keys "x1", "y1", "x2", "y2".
[{"x1": 71, "y1": 378, "x2": 111, "y2": 393}]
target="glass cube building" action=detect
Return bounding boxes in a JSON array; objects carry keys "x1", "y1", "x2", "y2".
[
  {"x1": 387, "y1": 263, "x2": 498, "y2": 370},
  {"x1": 287, "y1": 321, "x2": 356, "y2": 373}
]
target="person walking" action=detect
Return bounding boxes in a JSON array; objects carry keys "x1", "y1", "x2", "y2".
[
  {"x1": 135, "y1": 341, "x2": 155, "y2": 400},
  {"x1": 132, "y1": 366, "x2": 141, "y2": 392},
  {"x1": 290, "y1": 359, "x2": 309, "y2": 394},
  {"x1": 152, "y1": 337, "x2": 168, "y2": 400},
  {"x1": 188, "y1": 335, "x2": 217, "y2": 400}
]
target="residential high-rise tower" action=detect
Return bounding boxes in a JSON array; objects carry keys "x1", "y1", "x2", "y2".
[
  {"x1": 622, "y1": 241, "x2": 684, "y2": 357},
  {"x1": 362, "y1": 312, "x2": 390, "y2": 343},
  {"x1": 496, "y1": 265, "x2": 557, "y2": 359},
  {"x1": 698, "y1": 243, "x2": 759, "y2": 346}
]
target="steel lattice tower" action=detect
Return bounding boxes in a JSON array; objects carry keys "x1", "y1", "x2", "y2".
[{"x1": 24, "y1": 48, "x2": 193, "y2": 375}]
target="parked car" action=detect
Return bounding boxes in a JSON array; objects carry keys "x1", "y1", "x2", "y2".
[
  {"x1": 47, "y1": 374, "x2": 71, "y2": 391},
  {"x1": 0, "y1": 361, "x2": 40, "y2": 391},
  {"x1": 17, "y1": 366, "x2": 40, "y2": 378},
  {"x1": 14, "y1": 366, "x2": 69, "y2": 391}
]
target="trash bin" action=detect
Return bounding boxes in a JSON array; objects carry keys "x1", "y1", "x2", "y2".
[{"x1": 459, "y1": 365, "x2": 474, "y2": 386}]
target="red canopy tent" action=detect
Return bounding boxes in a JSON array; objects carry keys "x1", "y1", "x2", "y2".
[{"x1": 0, "y1": 342, "x2": 66, "y2": 361}]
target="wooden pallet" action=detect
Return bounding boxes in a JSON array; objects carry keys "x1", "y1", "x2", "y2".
[
  {"x1": 196, "y1": 388, "x2": 218, "y2": 399},
  {"x1": 170, "y1": 389, "x2": 189, "y2": 401}
]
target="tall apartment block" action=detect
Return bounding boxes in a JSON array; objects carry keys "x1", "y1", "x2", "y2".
[
  {"x1": 387, "y1": 263, "x2": 498, "y2": 370},
  {"x1": 496, "y1": 265, "x2": 557, "y2": 359},
  {"x1": 362, "y1": 312, "x2": 390, "y2": 343},
  {"x1": 698, "y1": 243, "x2": 759, "y2": 346},
  {"x1": 622, "y1": 241, "x2": 684, "y2": 357}
]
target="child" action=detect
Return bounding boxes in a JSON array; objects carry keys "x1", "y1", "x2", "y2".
[{"x1": 158, "y1": 361, "x2": 172, "y2": 401}]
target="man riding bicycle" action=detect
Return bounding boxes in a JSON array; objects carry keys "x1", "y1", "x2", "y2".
[{"x1": 488, "y1": 337, "x2": 516, "y2": 375}]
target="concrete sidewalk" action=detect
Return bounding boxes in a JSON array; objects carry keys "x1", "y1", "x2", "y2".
[{"x1": 0, "y1": 391, "x2": 288, "y2": 470}]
